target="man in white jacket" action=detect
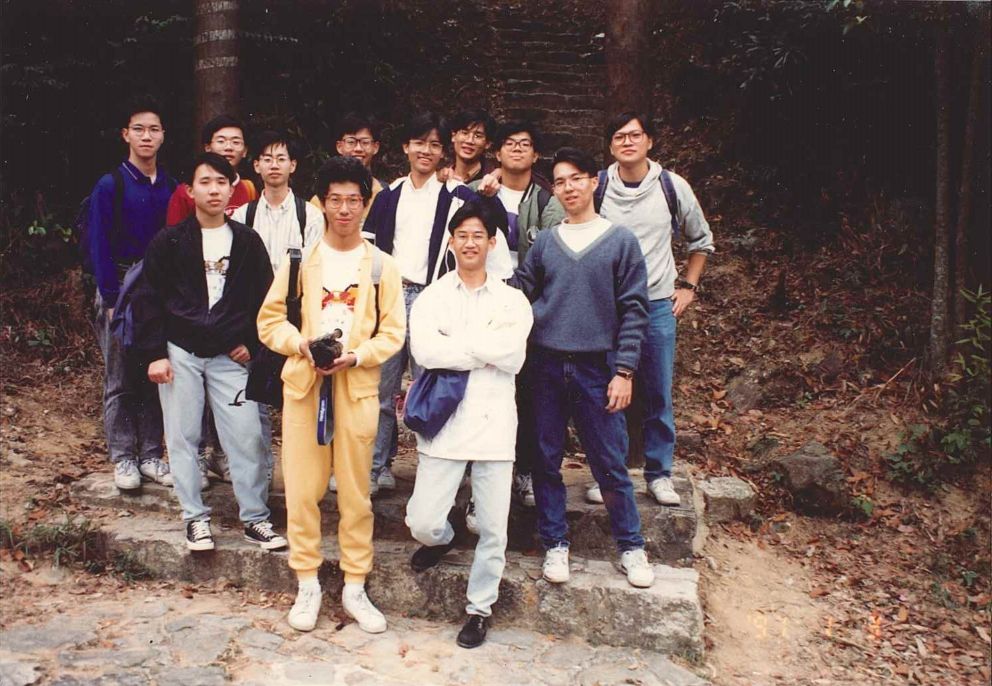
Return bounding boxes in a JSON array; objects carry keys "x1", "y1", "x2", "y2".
[{"x1": 404, "y1": 200, "x2": 533, "y2": 650}]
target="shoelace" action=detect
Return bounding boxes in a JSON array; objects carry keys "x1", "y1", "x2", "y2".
[
  {"x1": 624, "y1": 550, "x2": 649, "y2": 569},
  {"x1": 545, "y1": 548, "x2": 568, "y2": 567},
  {"x1": 295, "y1": 585, "x2": 321, "y2": 609},
  {"x1": 118, "y1": 461, "x2": 138, "y2": 474},
  {"x1": 251, "y1": 521, "x2": 275, "y2": 538},
  {"x1": 190, "y1": 521, "x2": 211, "y2": 540}
]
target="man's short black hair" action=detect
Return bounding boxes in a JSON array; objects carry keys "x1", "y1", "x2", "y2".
[
  {"x1": 335, "y1": 112, "x2": 381, "y2": 142},
  {"x1": 189, "y1": 152, "x2": 237, "y2": 185},
  {"x1": 494, "y1": 120, "x2": 542, "y2": 153},
  {"x1": 604, "y1": 111, "x2": 656, "y2": 142},
  {"x1": 252, "y1": 130, "x2": 300, "y2": 162},
  {"x1": 122, "y1": 94, "x2": 165, "y2": 128},
  {"x1": 315, "y1": 156, "x2": 373, "y2": 203},
  {"x1": 405, "y1": 112, "x2": 447, "y2": 143},
  {"x1": 449, "y1": 109, "x2": 494, "y2": 138},
  {"x1": 552, "y1": 147, "x2": 599, "y2": 178},
  {"x1": 447, "y1": 199, "x2": 497, "y2": 238},
  {"x1": 201, "y1": 114, "x2": 246, "y2": 146}
]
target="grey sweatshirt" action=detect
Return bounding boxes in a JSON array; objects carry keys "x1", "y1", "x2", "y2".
[
  {"x1": 512, "y1": 222, "x2": 649, "y2": 372},
  {"x1": 600, "y1": 160, "x2": 715, "y2": 300}
]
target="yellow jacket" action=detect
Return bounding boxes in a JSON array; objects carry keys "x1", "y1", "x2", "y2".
[{"x1": 257, "y1": 240, "x2": 406, "y2": 402}]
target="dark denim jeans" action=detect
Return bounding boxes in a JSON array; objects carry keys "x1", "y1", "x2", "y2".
[
  {"x1": 529, "y1": 347, "x2": 644, "y2": 553},
  {"x1": 93, "y1": 294, "x2": 163, "y2": 465},
  {"x1": 641, "y1": 298, "x2": 677, "y2": 481}
]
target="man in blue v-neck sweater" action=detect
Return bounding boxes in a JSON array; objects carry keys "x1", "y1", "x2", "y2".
[{"x1": 512, "y1": 147, "x2": 655, "y2": 591}]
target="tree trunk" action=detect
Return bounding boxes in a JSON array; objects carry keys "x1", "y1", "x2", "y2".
[
  {"x1": 930, "y1": 27, "x2": 952, "y2": 378},
  {"x1": 953, "y1": 14, "x2": 989, "y2": 331},
  {"x1": 194, "y1": 0, "x2": 240, "y2": 152},
  {"x1": 605, "y1": 0, "x2": 652, "y2": 122}
]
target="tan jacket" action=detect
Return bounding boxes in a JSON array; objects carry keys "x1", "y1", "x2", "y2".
[{"x1": 257, "y1": 240, "x2": 406, "y2": 402}]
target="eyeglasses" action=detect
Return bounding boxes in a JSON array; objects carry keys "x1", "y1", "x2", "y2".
[
  {"x1": 552, "y1": 174, "x2": 592, "y2": 191},
  {"x1": 128, "y1": 125, "x2": 163, "y2": 136},
  {"x1": 408, "y1": 139, "x2": 444, "y2": 154},
  {"x1": 503, "y1": 137, "x2": 534, "y2": 151},
  {"x1": 451, "y1": 231, "x2": 489, "y2": 244},
  {"x1": 340, "y1": 136, "x2": 376, "y2": 149},
  {"x1": 212, "y1": 135, "x2": 245, "y2": 149},
  {"x1": 258, "y1": 155, "x2": 290, "y2": 165},
  {"x1": 326, "y1": 195, "x2": 364, "y2": 210},
  {"x1": 454, "y1": 129, "x2": 487, "y2": 143},
  {"x1": 611, "y1": 130, "x2": 646, "y2": 145}
]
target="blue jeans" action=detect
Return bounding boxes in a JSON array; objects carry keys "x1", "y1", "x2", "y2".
[
  {"x1": 159, "y1": 343, "x2": 270, "y2": 523},
  {"x1": 406, "y1": 455, "x2": 513, "y2": 617},
  {"x1": 93, "y1": 294, "x2": 163, "y2": 465},
  {"x1": 529, "y1": 347, "x2": 644, "y2": 553},
  {"x1": 371, "y1": 283, "x2": 424, "y2": 480},
  {"x1": 641, "y1": 298, "x2": 677, "y2": 482}
]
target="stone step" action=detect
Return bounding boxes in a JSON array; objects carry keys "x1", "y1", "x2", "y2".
[
  {"x1": 73, "y1": 460, "x2": 698, "y2": 565},
  {"x1": 94, "y1": 514, "x2": 704, "y2": 657}
]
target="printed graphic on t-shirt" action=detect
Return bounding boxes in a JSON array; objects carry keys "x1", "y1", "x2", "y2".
[
  {"x1": 204, "y1": 256, "x2": 229, "y2": 309},
  {"x1": 321, "y1": 284, "x2": 359, "y2": 339}
]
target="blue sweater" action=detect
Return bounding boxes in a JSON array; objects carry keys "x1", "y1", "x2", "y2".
[
  {"x1": 87, "y1": 160, "x2": 177, "y2": 303},
  {"x1": 513, "y1": 223, "x2": 649, "y2": 372}
]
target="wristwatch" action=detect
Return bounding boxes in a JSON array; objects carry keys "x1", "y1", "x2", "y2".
[
  {"x1": 676, "y1": 279, "x2": 697, "y2": 291},
  {"x1": 616, "y1": 368, "x2": 634, "y2": 380}
]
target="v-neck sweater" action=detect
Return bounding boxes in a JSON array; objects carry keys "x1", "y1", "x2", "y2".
[{"x1": 514, "y1": 221, "x2": 649, "y2": 371}]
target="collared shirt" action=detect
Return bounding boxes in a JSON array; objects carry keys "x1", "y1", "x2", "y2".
[
  {"x1": 409, "y1": 270, "x2": 533, "y2": 461},
  {"x1": 393, "y1": 174, "x2": 444, "y2": 284},
  {"x1": 165, "y1": 175, "x2": 255, "y2": 226},
  {"x1": 87, "y1": 159, "x2": 177, "y2": 303},
  {"x1": 231, "y1": 189, "x2": 323, "y2": 272}
]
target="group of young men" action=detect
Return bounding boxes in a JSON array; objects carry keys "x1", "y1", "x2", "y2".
[{"x1": 86, "y1": 96, "x2": 713, "y2": 650}]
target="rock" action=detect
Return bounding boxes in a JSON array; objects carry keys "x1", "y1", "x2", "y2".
[
  {"x1": 697, "y1": 477, "x2": 756, "y2": 524},
  {"x1": 725, "y1": 370, "x2": 764, "y2": 413},
  {"x1": 155, "y1": 667, "x2": 227, "y2": 686},
  {"x1": 2, "y1": 622, "x2": 96, "y2": 653},
  {"x1": 49, "y1": 674, "x2": 149, "y2": 686},
  {"x1": 239, "y1": 628, "x2": 283, "y2": 652},
  {"x1": 770, "y1": 442, "x2": 848, "y2": 516},
  {"x1": 58, "y1": 649, "x2": 158, "y2": 669},
  {"x1": 0, "y1": 660, "x2": 41, "y2": 686},
  {"x1": 678, "y1": 430, "x2": 704, "y2": 456}
]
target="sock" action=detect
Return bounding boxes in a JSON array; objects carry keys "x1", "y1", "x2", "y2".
[
  {"x1": 298, "y1": 576, "x2": 320, "y2": 593},
  {"x1": 343, "y1": 581, "x2": 365, "y2": 599}
]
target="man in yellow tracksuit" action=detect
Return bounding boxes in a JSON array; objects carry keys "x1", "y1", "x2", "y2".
[{"x1": 257, "y1": 156, "x2": 404, "y2": 634}]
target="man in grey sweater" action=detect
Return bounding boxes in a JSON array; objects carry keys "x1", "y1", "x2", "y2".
[
  {"x1": 586, "y1": 112, "x2": 715, "y2": 507},
  {"x1": 513, "y1": 147, "x2": 654, "y2": 589}
]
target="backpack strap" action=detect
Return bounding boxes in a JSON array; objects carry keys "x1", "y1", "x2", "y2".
[
  {"x1": 286, "y1": 248, "x2": 303, "y2": 329},
  {"x1": 370, "y1": 247, "x2": 384, "y2": 338},
  {"x1": 593, "y1": 169, "x2": 608, "y2": 213},
  {"x1": 659, "y1": 169, "x2": 682, "y2": 241},
  {"x1": 110, "y1": 167, "x2": 125, "y2": 244},
  {"x1": 294, "y1": 194, "x2": 307, "y2": 244},
  {"x1": 245, "y1": 200, "x2": 259, "y2": 228},
  {"x1": 536, "y1": 185, "x2": 551, "y2": 217}
]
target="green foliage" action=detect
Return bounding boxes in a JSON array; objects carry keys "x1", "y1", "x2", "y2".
[
  {"x1": 885, "y1": 423, "x2": 936, "y2": 489},
  {"x1": 17, "y1": 517, "x2": 99, "y2": 569},
  {"x1": 851, "y1": 494, "x2": 874, "y2": 519}
]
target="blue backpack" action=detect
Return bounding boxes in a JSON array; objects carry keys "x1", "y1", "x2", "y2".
[
  {"x1": 593, "y1": 168, "x2": 682, "y2": 240},
  {"x1": 75, "y1": 168, "x2": 125, "y2": 274},
  {"x1": 109, "y1": 260, "x2": 145, "y2": 349}
]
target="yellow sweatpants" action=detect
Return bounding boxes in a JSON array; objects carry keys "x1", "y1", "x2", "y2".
[{"x1": 281, "y1": 372, "x2": 378, "y2": 584}]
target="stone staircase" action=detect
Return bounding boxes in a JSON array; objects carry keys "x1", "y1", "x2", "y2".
[
  {"x1": 74, "y1": 452, "x2": 704, "y2": 657},
  {"x1": 486, "y1": 8, "x2": 606, "y2": 161}
]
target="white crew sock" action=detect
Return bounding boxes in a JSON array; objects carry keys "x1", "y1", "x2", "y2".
[
  {"x1": 299, "y1": 577, "x2": 320, "y2": 592},
  {"x1": 343, "y1": 582, "x2": 365, "y2": 598}
]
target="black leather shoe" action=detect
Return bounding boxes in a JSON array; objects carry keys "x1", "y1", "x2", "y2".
[
  {"x1": 456, "y1": 614, "x2": 488, "y2": 649},
  {"x1": 410, "y1": 542, "x2": 455, "y2": 572}
]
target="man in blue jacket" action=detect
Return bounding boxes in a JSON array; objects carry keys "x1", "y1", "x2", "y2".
[
  {"x1": 87, "y1": 95, "x2": 177, "y2": 492},
  {"x1": 362, "y1": 112, "x2": 510, "y2": 494}
]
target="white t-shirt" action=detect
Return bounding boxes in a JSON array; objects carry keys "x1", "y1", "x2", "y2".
[
  {"x1": 497, "y1": 186, "x2": 525, "y2": 267},
  {"x1": 202, "y1": 224, "x2": 233, "y2": 309},
  {"x1": 318, "y1": 241, "x2": 364, "y2": 341},
  {"x1": 557, "y1": 216, "x2": 611, "y2": 253},
  {"x1": 393, "y1": 175, "x2": 443, "y2": 284}
]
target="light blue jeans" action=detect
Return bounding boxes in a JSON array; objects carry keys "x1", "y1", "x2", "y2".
[
  {"x1": 371, "y1": 283, "x2": 424, "y2": 479},
  {"x1": 158, "y1": 343, "x2": 270, "y2": 523},
  {"x1": 641, "y1": 298, "x2": 677, "y2": 482},
  {"x1": 406, "y1": 455, "x2": 513, "y2": 617}
]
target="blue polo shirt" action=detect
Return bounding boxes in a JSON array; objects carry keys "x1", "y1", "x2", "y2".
[{"x1": 87, "y1": 160, "x2": 177, "y2": 304}]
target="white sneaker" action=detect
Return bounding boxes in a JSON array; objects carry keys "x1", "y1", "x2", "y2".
[
  {"x1": 197, "y1": 454, "x2": 211, "y2": 490},
  {"x1": 465, "y1": 499, "x2": 479, "y2": 535},
  {"x1": 342, "y1": 585, "x2": 387, "y2": 634},
  {"x1": 328, "y1": 475, "x2": 337, "y2": 493},
  {"x1": 138, "y1": 458, "x2": 173, "y2": 486},
  {"x1": 377, "y1": 468, "x2": 396, "y2": 491},
  {"x1": 185, "y1": 520, "x2": 215, "y2": 552},
  {"x1": 619, "y1": 548, "x2": 655, "y2": 588},
  {"x1": 648, "y1": 477, "x2": 681, "y2": 506},
  {"x1": 585, "y1": 483, "x2": 604, "y2": 504},
  {"x1": 513, "y1": 473, "x2": 536, "y2": 507},
  {"x1": 114, "y1": 460, "x2": 141, "y2": 491},
  {"x1": 288, "y1": 583, "x2": 322, "y2": 632},
  {"x1": 542, "y1": 545, "x2": 570, "y2": 584}
]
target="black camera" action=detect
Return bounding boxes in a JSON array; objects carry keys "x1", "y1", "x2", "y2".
[{"x1": 309, "y1": 330, "x2": 344, "y2": 369}]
